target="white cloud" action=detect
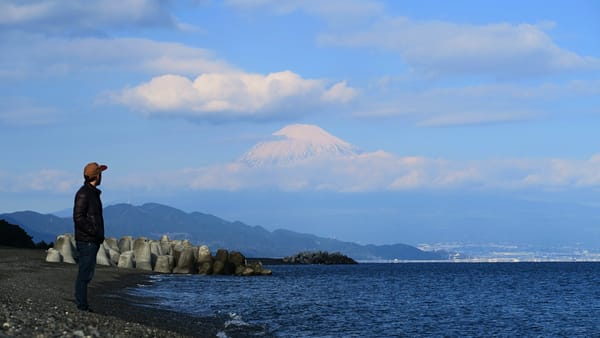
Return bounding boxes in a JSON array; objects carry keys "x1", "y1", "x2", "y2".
[
  {"x1": 0, "y1": 0, "x2": 181, "y2": 34},
  {"x1": 109, "y1": 151, "x2": 600, "y2": 194},
  {"x1": 518, "y1": 157, "x2": 600, "y2": 188},
  {"x1": 0, "y1": 169, "x2": 78, "y2": 193},
  {"x1": 321, "y1": 81, "x2": 358, "y2": 103},
  {"x1": 104, "y1": 124, "x2": 600, "y2": 192},
  {"x1": 4, "y1": 153, "x2": 600, "y2": 196},
  {"x1": 100, "y1": 154, "x2": 600, "y2": 191},
  {"x1": 353, "y1": 80, "x2": 600, "y2": 126},
  {"x1": 416, "y1": 112, "x2": 534, "y2": 127},
  {"x1": 0, "y1": 2, "x2": 53, "y2": 25},
  {"x1": 319, "y1": 18, "x2": 600, "y2": 78},
  {"x1": 0, "y1": 1, "x2": 211, "y2": 80},
  {"x1": 0, "y1": 97, "x2": 58, "y2": 126},
  {"x1": 224, "y1": 1, "x2": 599, "y2": 78},
  {"x1": 0, "y1": 35, "x2": 233, "y2": 79},
  {"x1": 224, "y1": 0, "x2": 384, "y2": 22},
  {"x1": 114, "y1": 71, "x2": 357, "y2": 120}
]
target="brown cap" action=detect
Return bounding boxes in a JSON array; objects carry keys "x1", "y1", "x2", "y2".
[{"x1": 83, "y1": 162, "x2": 108, "y2": 179}]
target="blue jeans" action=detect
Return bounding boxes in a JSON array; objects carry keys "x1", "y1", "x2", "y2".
[{"x1": 75, "y1": 241, "x2": 99, "y2": 310}]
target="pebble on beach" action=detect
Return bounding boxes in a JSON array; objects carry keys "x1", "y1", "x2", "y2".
[{"x1": 0, "y1": 247, "x2": 222, "y2": 338}]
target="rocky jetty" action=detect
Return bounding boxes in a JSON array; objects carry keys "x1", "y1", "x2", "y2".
[
  {"x1": 283, "y1": 251, "x2": 358, "y2": 265},
  {"x1": 45, "y1": 233, "x2": 272, "y2": 276}
]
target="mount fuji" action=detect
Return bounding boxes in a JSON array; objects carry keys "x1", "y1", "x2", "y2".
[{"x1": 240, "y1": 124, "x2": 361, "y2": 166}]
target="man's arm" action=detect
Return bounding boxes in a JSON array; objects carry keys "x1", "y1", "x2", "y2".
[{"x1": 73, "y1": 190, "x2": 95, "y2": 237}]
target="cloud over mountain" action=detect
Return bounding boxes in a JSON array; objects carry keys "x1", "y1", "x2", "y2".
[
  {"x1": 115, "y1": 71, "x2": 357, "y2": 121},
  {"x1": 2, "y1": 124, "x2": 600, "y2": 195},
  {"x1": 179, "y1": 124, "x2": 600, "y2": 192}
]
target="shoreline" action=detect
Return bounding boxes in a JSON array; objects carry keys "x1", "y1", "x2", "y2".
[{"x1": 0, "y1": 247, "x2": 223, "y2": 337}]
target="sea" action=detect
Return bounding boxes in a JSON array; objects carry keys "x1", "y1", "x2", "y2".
[{"x1": 127, "y1": 262, "x2": 600, "y2": 337}]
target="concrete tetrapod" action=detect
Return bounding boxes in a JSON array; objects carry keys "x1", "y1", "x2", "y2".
[
  {"x1": 96, "y1": 243, "x2": 112, "y2": 266},
  {"x1": 196, "y1": 245, "x2": 213, "y2": 275},
  {"x1": 154, "y1": 255, "x2": 174, "y2": 273},
  {"x1": 173, "y1": 247, "x2": 196, "y2": 274},
  {"x1": 118, "y1": 236, "x2": 133, "y2": 253},
  {"x1": 117, "y1": 251, "x2": 134, "y2": 269},
  {"x1": 133, "y1": 238, "x2": 153, "y2": 271},
  {"x1": 45, "y1": 248, "x2": 62, "y2": 262},
  {"x1": 54, "y1": 234, "x2": 76, "y2": 264},
  {"x1": 45, "y1": 233, "x2": 271, "y2": 277}
]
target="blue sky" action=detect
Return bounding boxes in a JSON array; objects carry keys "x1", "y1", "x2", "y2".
[{"x1": 1, "y1": 0, "x2": 599, "y2": 247}]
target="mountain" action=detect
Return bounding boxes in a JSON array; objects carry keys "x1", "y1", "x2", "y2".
[
  {"x1": 0, "y1": 211, "x2": 72, "y2": 244},
  {"x1": 0, "y1": 219, "x2": 36, "y2": 248},
  {"x1": 0, "y1": 203, "x2": 446, "y2": 261},
  {"x1": 240, "y1": 124, "x2": 361, "y2": 166}
]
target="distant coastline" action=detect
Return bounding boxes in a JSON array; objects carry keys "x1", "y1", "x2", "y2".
[{"x1": 0, "y1": 203, "x2": 448, "y2": 261}]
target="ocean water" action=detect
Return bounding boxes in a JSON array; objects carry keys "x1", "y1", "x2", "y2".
[{"x1": 128, "y1": 263, "x2": 600, "y2": 337}]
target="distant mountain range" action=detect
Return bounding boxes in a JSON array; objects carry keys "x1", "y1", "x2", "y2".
[{"x1": 0, "y1": 203, "x2": 446, "y2": 261}]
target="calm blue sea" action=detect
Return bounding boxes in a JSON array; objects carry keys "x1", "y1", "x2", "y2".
[{"x1": 128, "y1": 263, "x2": 600, "y2": 337}]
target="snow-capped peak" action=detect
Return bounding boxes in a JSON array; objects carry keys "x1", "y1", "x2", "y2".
[{"x1": 240, "y1": 124, "x2": 361, "y2": 166}]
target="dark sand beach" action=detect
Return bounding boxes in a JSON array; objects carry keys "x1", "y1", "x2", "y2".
[{"x1": 0, "y1": 247, "x2": 224, "y2": 337}]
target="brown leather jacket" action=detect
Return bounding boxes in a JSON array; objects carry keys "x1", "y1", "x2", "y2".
[{"x1": 73, "y1": 183, "x2": 105, "y2": 244}]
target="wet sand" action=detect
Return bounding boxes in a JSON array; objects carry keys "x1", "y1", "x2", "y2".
[{"x1": 0, "y1": 247, "x2": 224, "y2": 337}]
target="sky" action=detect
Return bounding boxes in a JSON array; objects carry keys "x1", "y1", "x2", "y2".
[{"x1": 1, "y1": 0, "x2": 600, "y2": 248}]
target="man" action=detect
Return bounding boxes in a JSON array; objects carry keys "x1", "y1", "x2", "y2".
[{"x1": 73, "y1": 162, "x2": 108, "y2": 312}]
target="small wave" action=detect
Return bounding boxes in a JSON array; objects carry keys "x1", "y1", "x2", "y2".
[
  {"x1": 148, "y1": 274, "x2": 166, "y2": 281},
  {"x1": 224, "y1": 312, "x2": 250, "y2": 328},
  {"x1": 220, "y1": 313, "x2": 272, "y2": 337}
]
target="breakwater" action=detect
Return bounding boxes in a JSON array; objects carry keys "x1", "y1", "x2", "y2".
[{"x1": 45, "y1": 234, "x2": 272, "y2": 276}]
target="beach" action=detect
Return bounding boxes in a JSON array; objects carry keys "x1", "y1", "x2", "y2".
[{"x1": 0, "y1": 247, "x2": 223, "y2": 337}]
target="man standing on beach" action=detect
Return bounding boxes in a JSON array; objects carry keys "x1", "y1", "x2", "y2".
[{"x1": 73, "y1": 162, "x2": 108, "y2": 312}]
